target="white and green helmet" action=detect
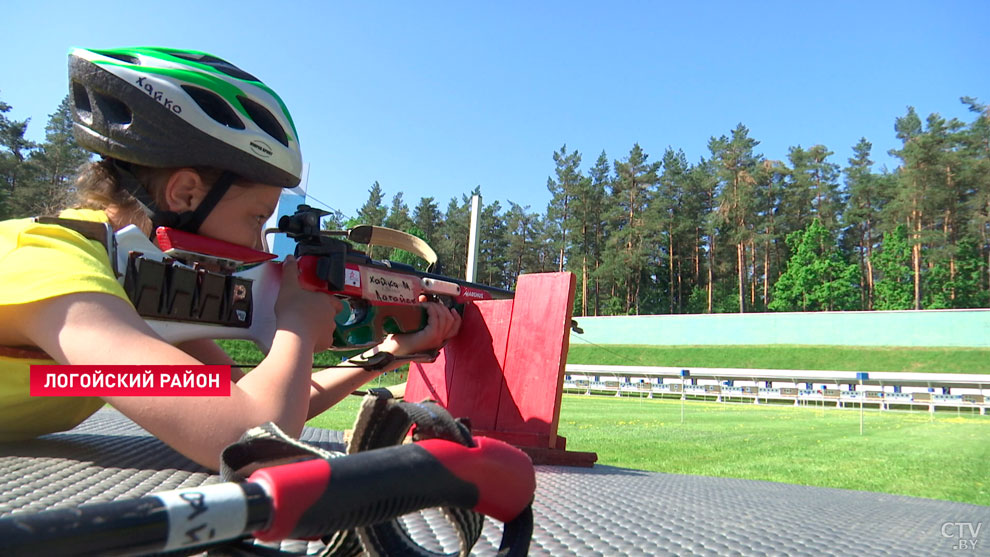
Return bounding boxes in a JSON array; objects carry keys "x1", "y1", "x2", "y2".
[{"x1": 68, "y1": 46, "x2": 303, "y2": 189}]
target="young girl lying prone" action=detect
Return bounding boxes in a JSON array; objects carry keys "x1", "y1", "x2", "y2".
[{"x1": 0, "y1": 46, "x2": 460, "y2": 469}]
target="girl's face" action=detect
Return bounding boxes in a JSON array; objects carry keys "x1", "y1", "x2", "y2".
[{"x1": 197, "y1": 182, "x2": 281, "y2": 251}]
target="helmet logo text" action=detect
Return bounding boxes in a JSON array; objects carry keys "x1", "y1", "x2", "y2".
[
  {"x1": 250, "y1": 140, "x2": 274, "y2": 158},
  {"x1": 134, "y1": 76, "x2": 182, "y2": 114}
]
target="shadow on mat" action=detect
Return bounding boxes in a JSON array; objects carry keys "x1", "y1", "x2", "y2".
[
  {"x1": 0, "y1": 433, "x2": 208, "y2": 472},
  {"x1": 537, "y1": 463, "x2": 654, "y2": 477},
  {"x1": 0, "y1": 433, "x2": 346, "y2": 473}
]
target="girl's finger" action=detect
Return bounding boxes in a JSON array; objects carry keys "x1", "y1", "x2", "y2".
[
  {"x1": 280, "y1": 256, "x2": 300, "y2": 284},
  {"x1": 447, "y1": 307, "x2": 462, "y2": 336}
]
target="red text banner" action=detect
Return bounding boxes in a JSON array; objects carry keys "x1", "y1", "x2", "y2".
[{"x1": 30, "y1": 365, "x2": 231, "y2": 397}]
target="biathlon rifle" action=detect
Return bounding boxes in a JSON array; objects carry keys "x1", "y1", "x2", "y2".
[{"x1": 102, "y1": 205, "x2": 514, "y2": 355}]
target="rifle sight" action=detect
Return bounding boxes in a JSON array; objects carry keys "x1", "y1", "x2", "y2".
[{"x1": 277, "y1": 205, "x2": 329, "y2": 243}]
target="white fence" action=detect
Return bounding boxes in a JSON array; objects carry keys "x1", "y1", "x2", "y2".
[{"x1": 563, "y1": 364, "x2": 990, "y2": 414}]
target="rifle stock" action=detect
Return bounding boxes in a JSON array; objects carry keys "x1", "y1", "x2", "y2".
[{"x1": 113, "y1": 207, "x2": 513, "y2": 354}]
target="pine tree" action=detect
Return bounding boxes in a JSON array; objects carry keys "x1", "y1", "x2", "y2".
[
  {"x1": 842, "y1": 138, "x2": 890, "y2": 308},
  {"x1": 780, "y1": 146, "x2": 816, "y2": 237},
  {"x1": 546, "y1": 144, "x2": 583, "y2": 273},
  {"x1": 14, "y1": 96, "x2": 92, "y2": 216},
  {"x1": 384, "y1": 192, "x2": 413, "y2": 232},
  {"x1": 608, "y1": 143, "x2": 660, "y2": 313},
  {"x1": 887, "y1": 107, "x2": 948, "y2": 309},
  {"x1": 412, "y1": 196, "x2": 442, "y2": 247},
  {"x1": 656, "y1": 148, "x2": 692, "y2": 313},
  {"x1": 379, "y1": 192, "x2": 424, "y2": 268},
  {"x1": 923, "y1": 113, "x2": 969, "y2": 308},
  {"x1": 436, "y1": 195, "x2": 471, "y2": 279},
  {"x1": 320, "y1": 209, "x2": 347, "y2": 232},
  {"x1": 579, "y1": 151, "x2": 611, "y2": 315},
  {"x1": 355, "y1": 181, "x2": 389, "y2": 259},
  {"x1": 504, "y1": 202, "x2": 542, "y2": 277},
  {"x1": 800, "y1": 144, "x2": 842, "y2": 228},
  {"x1": 0, "y1": 92, "x2": 38, "y2": 219},
  {"x1": 710, "y1": 124, "x2": 761, "y2": 313},
  {"x1": 688, "y1": 157, "x2": 720, "y2": 313},
  {"x1": 0, "y1": 94, "x2": 17, "y2": 218},
  {"x1": 357, "y1": 181, "x2": 388, "y2": 226},
  {"x1": 477, "y1": 200, "x2": 511, "y2": 288},
  {"x1": 959, "y1": 97, "x2": 990, "y2": 304},
  {"x1": 750, "y1": 159, "x2": 788, "y2": 310}
]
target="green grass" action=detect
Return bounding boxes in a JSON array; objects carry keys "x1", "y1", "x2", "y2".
[
  {"x1": 218, "y1": 340, "x2": 359, "y2": 368},
  {"x1": 308, "y1": 395, "x2": 368, "y2": 431},
  {"x1": 273, "y1": 338, "x2": 990, "y2": 506},
  {"x1": 556, "y1": 394, "x2": 990, "y2": 506},
  {"x1": 567, "y1": 343, "x2": 990, "y2": 374},
  {"x1": 308, "y1": 391, "x2": 989, "y2": 506},
  {"x1": 306, "y1": 372, "x2": 408, "y2": 429},
  {"x1": 221, "y1": 339, "x2": 990, "y2": 373}
]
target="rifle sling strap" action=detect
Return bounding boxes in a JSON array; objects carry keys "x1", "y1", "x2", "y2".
[
  {"x1": 347, "y1": 225, "x2": 438, "y2": 271},
  {"x1": 34, "y1": 217, "x2": 117, "y2": 274},
  {"x1": 329, "y1": 348, "x2": 440, "y2": 373}
]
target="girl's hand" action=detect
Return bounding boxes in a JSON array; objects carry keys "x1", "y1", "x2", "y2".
[
  {"x1": 379, "y1": 296, "x2": 462, "y2": 357},
  {"x1": 274, "y1": 256, "x2": 342, "y2": 352}
]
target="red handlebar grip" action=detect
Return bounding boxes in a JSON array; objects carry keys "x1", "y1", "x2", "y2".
[
  {"x1": 248, "y1": 458, "x2": 332, "y2": 541},
  {"x1": 417, "y1": 436, "x2": 535, "y2": 523},
  {"x1": 247, "y1": 437, "x2": 534, "y2": 542}
]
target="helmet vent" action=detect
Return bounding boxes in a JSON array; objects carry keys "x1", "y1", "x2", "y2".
[
  {"x1": 168, "y1": 51, "x2": 260, "y2": 82},
  {"x1": 94, "y1": 93, "x2": 132, "y2": 126},
  {"x1": 238, "y1": 96, "x2": 288, "y2": 147},
  {"x1": 71, "y1": 82, "x2": 93, "y2": 124},
  {"x1": 94, "y1": 50, "x2": 140, "y2": 65},
  {"x1": 182, "y1": 85, "x2": 245, "y2": 130}
]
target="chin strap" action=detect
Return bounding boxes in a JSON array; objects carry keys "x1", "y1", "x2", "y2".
[{"x1": 110, "y1": 159, "x2": 238, "y2": 236}]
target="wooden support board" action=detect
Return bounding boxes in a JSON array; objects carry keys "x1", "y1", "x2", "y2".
[{"x1": 405, "y1": 272, "x2": 597, "y2": 466}]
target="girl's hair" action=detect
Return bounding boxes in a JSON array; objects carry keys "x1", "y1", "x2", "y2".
[{"x1": 74, "y1": 159, "x2": 222, "y2": 232}]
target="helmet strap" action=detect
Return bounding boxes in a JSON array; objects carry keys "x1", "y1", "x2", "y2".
[
  {"x1": 110, "y1": 159, "x2": 237, "y2": 236},
  {"x1": 110, "y1": 159, "x2": 159, "y2": 224},
  {"x1": 165, "y1": 171, "x2": 238, "y2": 234}
]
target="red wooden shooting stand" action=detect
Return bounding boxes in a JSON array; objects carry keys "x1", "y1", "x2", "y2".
[{"x1": 404, "y1": 272, "x2": 597, "y2": 467}]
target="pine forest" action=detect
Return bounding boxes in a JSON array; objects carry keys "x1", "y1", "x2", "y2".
[{"x1": 3, "y1": 93, "x2": 989, "y2": 316}]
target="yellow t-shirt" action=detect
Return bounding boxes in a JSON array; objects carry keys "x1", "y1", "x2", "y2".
[{"x1": 0, "y1": 208, "x2": 130, "y2": 441}]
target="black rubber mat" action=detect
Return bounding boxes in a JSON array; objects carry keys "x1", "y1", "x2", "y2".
[{"x1": 1, "y1": 408, "x2": 986, "y2": 556}]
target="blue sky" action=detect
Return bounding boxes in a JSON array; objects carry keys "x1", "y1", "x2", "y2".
[{"x1": 2, "y1": 1, "x2": 988, "y2": 220}]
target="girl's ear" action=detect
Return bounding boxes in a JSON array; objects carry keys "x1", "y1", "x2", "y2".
[{"x1": 162, "y1": 168, "x2": 208, "y2": 212}]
